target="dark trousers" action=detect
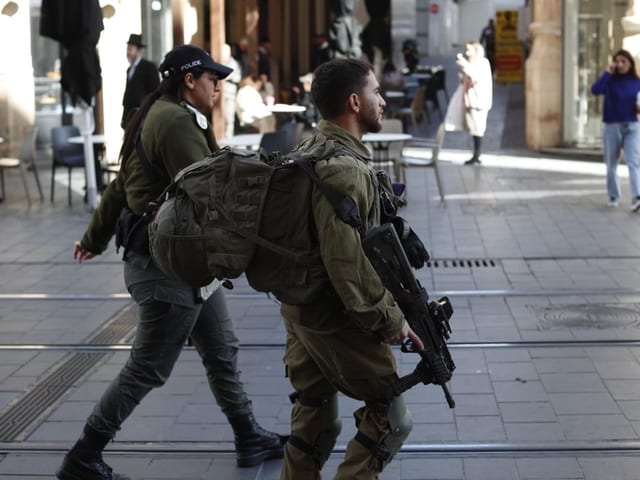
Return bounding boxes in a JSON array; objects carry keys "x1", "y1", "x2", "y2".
[{"x1": 86, "y1": 252, "x2": 251, "y2": 437}]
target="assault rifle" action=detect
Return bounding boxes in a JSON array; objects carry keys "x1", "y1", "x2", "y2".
[{"x1": 363, "y1": 223, "x2": 456, "y2": 408}]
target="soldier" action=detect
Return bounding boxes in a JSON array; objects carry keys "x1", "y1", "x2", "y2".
[
  {"x1": 279, "y1": 58, "x2": 428, "y2": 479},
  {"x1": 56, "y1": 45, "x2": 286, "y2": 480}
]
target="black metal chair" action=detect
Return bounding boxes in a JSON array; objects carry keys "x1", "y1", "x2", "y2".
[
  {"x1": 50, "y1": 125, "x2": 86, "y2": 206},
  {"x1": 259, "y1": 123, "x2": 299, "y2": 155}
]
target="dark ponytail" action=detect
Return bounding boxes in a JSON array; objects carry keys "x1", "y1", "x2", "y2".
[{"x1": 119, "y1": 68, "x2": 208, "y2": 165}]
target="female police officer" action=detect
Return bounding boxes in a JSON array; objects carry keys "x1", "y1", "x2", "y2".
[{"x1": 57, "y1": 45, "x2": 285, "y2": 480}]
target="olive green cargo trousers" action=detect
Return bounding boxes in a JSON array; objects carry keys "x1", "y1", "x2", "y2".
[{"x1": 280, "y1": 303, "x2": 412, "y2": 480}]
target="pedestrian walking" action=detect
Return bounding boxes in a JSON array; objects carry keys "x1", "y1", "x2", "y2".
[
  {"x1": 56, "y1": 44, "x2": 285, "y2": 480},
  {"x1": 591, "y1": 49, "x2": 640, "y2": 210}
]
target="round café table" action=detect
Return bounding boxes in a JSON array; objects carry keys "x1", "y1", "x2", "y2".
[
  {"x1": 68, "y1": 134, "x2": 106, "y2": 145},
  {"x1": 385, "y1": 90, "x2": 405, "y2": 99},
  {"x1": 362, "y1": 132, "x2": 413, "y2": 175},
  {"x1": 269, "y1": 103, "x2": 307, "y2": 130},
  {"x1": 68, "y1": 134, "x2": 107, "y2": 192},
  {"x1": 268, "y1": 103, "x2": 306, "y2": 114}
]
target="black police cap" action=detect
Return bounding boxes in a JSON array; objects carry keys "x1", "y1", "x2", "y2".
[{"x1": 159, "y1": 45, "x2": 232, "y2": 80}]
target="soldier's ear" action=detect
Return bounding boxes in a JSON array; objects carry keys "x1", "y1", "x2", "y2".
[{"x1": 347, "y1": 92, "x2": 360, "y2": 113}]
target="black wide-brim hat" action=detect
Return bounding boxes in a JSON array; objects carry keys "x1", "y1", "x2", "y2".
[
  {"x1": 127, "y1": 34, "x2": 146, "y2": 48},
  {"x1": 159, "y1": 45, "x2": 232, "y2": 79}
]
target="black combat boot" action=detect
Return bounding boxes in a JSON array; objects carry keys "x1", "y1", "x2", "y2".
[
  {"x1": 228, "y1": 413, "x2": 287, "y2": 467},
  {"x1": 56, "y1": 425, "x2": 130, "y2": 480}
]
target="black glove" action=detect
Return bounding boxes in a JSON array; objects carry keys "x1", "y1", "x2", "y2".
[{"x1": 391, "y1": 217, "x2": 430, "y2": 269}]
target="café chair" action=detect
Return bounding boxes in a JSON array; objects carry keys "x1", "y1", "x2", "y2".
[
  {"x1": 398, "y1": 122, "x2": 446, "y2": 202},
  {"x1": 259, "y1": 122, "x2": 301, "y2": 155},
  {"x1": 259, "y1": 128, "x2": 289, "y2": 155},
  {"x1": 51, "y1": 125, "x2": 86, "y2": 206},
  {"x1": 379, "y1": 118, "x2": 406, "y2": 181},
  {"x1": 0, "y1": 126, "x2": 43, "y2": 206},
  {"x1": 393, "y1": 85, "x2": 426, "y2": 133},
  {"x1": 101, "y1": 156, "x2": 120, "y2": 188}
]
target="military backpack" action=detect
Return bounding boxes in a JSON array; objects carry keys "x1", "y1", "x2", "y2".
[{"x1": 147, "y1": 141, "x2": 364, "y2": 304}]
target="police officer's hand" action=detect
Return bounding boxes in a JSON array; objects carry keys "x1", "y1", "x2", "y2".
[
  {"x1": 385, "y1": 321, "x2": 424, "y2": 351},
  {"x1": 73, "y1": 241, "x2": 96, "y2": 264}
]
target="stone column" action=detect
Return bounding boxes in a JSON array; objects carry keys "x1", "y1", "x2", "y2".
[{"x1": 525, "y1": 0, "x2": 561, "y2": 150}]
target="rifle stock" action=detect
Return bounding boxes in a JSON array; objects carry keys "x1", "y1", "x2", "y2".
[{"x1": 362, "y1": 223, "x2": 456, "y2": 408}]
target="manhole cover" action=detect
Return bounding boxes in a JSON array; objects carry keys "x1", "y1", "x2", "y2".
[{"x1": 538, "y1": 304, "x2": 640, "y2": 330}]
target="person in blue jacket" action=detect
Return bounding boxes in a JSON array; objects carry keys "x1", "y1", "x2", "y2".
[{"x1": 591, "y1": 49, "x2": 640, "y2": 210}]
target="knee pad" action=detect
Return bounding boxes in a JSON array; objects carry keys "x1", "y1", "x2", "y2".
[
  {"x1": 355, "y1": 395, "x2": 412, "y2": 471},
  {"x1": 288, "y1": 392, "x2": 341, "y2": 468},
  {"x1": 386, "y1": 395, "x2": 413, "y2": 451}
]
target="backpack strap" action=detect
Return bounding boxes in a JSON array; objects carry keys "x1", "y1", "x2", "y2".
[
  {"x1": 135, "y1": 122, "x2": 161, "y2": 184},
  {"x1": 293, "y1": 157, "x2": 365, "y2": 237}
]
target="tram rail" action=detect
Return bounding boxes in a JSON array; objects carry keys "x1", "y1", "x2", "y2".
[
  {"x1": 3, "y1": 440, "x2": 640, "y2": 457},
  {"x1": 3, "y1": 287, "x2": 640, "y2": 301},
  {"x1": 1, "y1": 338, "x2": 640, "y2": 352}
]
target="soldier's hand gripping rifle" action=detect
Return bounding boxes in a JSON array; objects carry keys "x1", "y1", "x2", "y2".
[{"x1": 362, "y1": 223, "x2": 456, "y2": 408}]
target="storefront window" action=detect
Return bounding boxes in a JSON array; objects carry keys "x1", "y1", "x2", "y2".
[{"x1": 563, "y1": 0, "x2": 625, "y2": 148}]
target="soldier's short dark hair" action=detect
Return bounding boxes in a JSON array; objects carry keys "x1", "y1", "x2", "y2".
[{"x1": 311, "y1": 59, "x2": 373, "y2": 119}]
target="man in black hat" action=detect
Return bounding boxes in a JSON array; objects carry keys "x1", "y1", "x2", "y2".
[{"x1": 121, "y1": 33, "x2": 160, "y2": 128}]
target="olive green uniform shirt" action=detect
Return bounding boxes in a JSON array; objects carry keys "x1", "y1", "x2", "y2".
[
  {"x1": 291, "y1": 120, "x2": 405, "y2": 338},
  {"x1": 81, "y1": 96, "x2": 218, "y2": 254}
]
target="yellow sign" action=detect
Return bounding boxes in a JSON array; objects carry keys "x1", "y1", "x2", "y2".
[{"x1": 495, "y1": 10, "x2": 523, "y2": 82}]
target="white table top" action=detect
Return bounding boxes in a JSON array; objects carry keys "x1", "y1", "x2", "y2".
[
  {"x1": 384, "y1": 90, "x2": 406, "y2": 99},
  {"x1": 362, "y1": 133, "x2": 412, "y2": 143},
  {"x1": 68, "y1": 134, "x2": 106, "y2": 144},
  {"x1": 219, "y1": 133, "x2": 263, "y2": 148},
  {"x1": 268, "y1": 103, "x2": 306, "y2": 113}
]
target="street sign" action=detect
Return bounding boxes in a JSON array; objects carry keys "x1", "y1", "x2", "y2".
[{"x1": 495, "y1": 9, "x2": 523, "y2": 82}]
